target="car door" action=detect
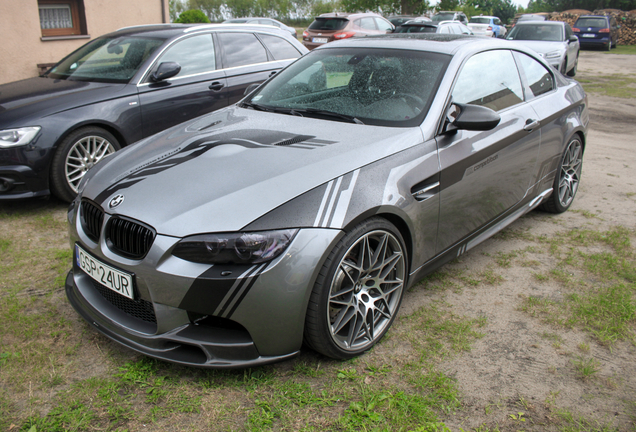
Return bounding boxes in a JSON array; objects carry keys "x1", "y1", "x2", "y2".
[
  {"x1": 435, "y1": 49, "x2": 541, "y2": 253},
  {"x1": 512, "y1": 51, "x2": 565, "y2": 184},
  {"x1": 216, "y1": 32, "x2": 283, "y2": 105},
  {"x1": 564, "y1": 24, "x2": 578, "y2": 70},
  {"x1": 137, "y1": 33, "x2": 228, "y2": 138}
]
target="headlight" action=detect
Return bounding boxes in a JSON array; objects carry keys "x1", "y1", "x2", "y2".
[
  {"x1": 0, "y1": 127, "x2": 41, "y2": 148},
  {"x1": 172, "y1": 229, "x2": 298, "y2": 265},
  {"x1": 545, "y1": 51, "x2": 562, "y2": 59}
]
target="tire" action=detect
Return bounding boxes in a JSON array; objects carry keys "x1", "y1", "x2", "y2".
[
  {"x1": 50, "y1": 127, "x2": 120, "y2": 202},
  {"x1": 304, "y1": 217, "x2": 407, "y2": 359},
  {"x1": 567, "y1": 53, "x2": 578, "y2": 77},
  {"x1": 540, "y1": 136, "x2": 583, "y2": 213}
]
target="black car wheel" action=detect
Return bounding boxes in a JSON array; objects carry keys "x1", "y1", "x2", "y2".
[
  {"x1": 51, "y1": 127, "x2": 120, "y2": 202},
  {"x1": 567, "y1": 53, "x2": 578, "y2": 77},
  {"x1": 304, "y1": 217, "x2": 407, "y2": 359},
  {"x1": 540, "y1": 136, "x2": 583, "y2": 213}
]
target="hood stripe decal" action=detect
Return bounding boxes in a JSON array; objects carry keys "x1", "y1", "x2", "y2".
[{"x1": 314, "y1": 180, "x2": 335, "y2": 227}]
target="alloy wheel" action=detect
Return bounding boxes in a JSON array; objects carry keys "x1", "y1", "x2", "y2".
[
  {"x1": 327, "y1": 229, "x2": 405, "y2": 351},
  {"x1": 557, "y1": 139, "x2": 582, "y2": 208},
  {"x1": 65, "y1": 135, "x2": 116, "y2": 193}
]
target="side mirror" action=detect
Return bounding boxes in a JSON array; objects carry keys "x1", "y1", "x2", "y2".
[
  {"x1": 450, "y1": 103, "x2": 501, "y2": 131},
  {"x1": 151, "y1": 62, "x2": 181, "y2": 82},
  {"x1": 244, "y1": 82, "x2": 261, "y2": 96},
  {"x1": 569, "y1": 35, "x2": 578, "y2": 43}
]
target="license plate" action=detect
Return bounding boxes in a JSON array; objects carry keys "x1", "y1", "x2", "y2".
[
  {"x1": 312, "y1": 37, "x2": 328, "y2": 43},
  {"x1": 582, "y1": 33, "x2": 595, "y2": 37},
  {"x1": 76, "y1": 244, "x2": 135, "y2": 300}
]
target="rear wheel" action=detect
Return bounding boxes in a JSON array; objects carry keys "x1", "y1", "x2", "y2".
[
  {"x1": 540, "y1": 136, "x2": 583, "y2": 213},
  {"x1": 50, "y1": 127, "x2": 120, "y2": 202},
  {"x1": 304, "y1": 217, "x2": 407, "y2": 359}
]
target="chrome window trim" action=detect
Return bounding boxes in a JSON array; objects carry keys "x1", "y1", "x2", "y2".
[{"x1": 136, "y1": 29, "x2": 291, "y2": 87}]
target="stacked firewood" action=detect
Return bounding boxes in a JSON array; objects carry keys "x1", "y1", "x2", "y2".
[{"x1": 547, "y1": 9, "x2": 636, "y2": 45}]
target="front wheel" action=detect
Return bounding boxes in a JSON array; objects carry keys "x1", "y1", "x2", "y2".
[
  {"x1": 540, "y1": 136, "x2": 583, "y2": 213},
  {"x1": 304, "y1": 217, "x2": 407, "y2": 359},
  {"x1": 567, "y1": 54, "x2": 578, "y2": 77},
  {"x1": 50, "y1": 127, "x2": 120, "y2": 202}
]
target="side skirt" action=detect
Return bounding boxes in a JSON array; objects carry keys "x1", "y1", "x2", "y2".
[{"x1": 407, "y1": 187, "x2": 552, "y2": 287}]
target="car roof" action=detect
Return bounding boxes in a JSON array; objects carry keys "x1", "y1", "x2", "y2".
[
  {"x1": 514, "y1": 20, "x2": 563, "y2": 26},
  {"x1": 471, "y1": 15, "x2": 497, "y2": 19},
  {"x1": 577, "y1": 15, "x2": 610, "y2": 19},
  {"x1": 319, "y1": 33, "x2": 507, "y2": 55},
  {"x1": 316, "y1": 12, "x2": 379, "y2": 19},
  {"x1": 109, "y1": 23, "x2": 287, "y2": 39}
]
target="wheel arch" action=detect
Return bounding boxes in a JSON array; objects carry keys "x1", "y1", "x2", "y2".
[{"x1": 52, "y1": 121, "x2": 129, "y2": 154}]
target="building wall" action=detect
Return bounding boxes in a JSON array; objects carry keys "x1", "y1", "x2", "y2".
[{"x1": 0, "y1": 0, "x2": 168, "y2": 85}]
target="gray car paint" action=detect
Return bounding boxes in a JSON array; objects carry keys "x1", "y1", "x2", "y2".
[{"x1": 66, "y1": 35, "x2": 588, "y2": 367}]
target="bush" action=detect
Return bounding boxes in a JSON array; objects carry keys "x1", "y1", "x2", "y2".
[{"x1": 174, "y1": 9, "x2": 210, "y2": 23}]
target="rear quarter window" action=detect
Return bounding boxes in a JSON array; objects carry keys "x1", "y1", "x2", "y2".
[
  {"x1": 259, "y1": 34, "x2": 301, "y2": 60},
  {"x1": 514, "y1": 52, "x2": 554, "y2": 98},
  {"x1": 218, "y1": 33, "x2": 268, "y2": 68}
]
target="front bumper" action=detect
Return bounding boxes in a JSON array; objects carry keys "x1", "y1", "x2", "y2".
[
  {"x1": 0, "y1": 164, "x2": 49, "y2": 199},
  {"x1": 66, "y1": 207, "x2": 342, "y2": 367}
]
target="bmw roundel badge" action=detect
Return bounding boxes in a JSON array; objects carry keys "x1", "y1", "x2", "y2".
[{"x1": 109, "y1": 194, "x2": 125, "y2": 209}]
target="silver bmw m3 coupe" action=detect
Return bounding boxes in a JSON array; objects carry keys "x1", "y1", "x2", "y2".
[{"x1": 65, "y1": 34, "x2": 588, "y2": 368}]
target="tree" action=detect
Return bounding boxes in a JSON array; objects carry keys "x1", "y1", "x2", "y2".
[
  {"x1": 340, "y1": 0, "x2": 430, "y2": 15},
  {"x1": 169, "y1": 0, "x2": 186, "y2": 22},
  {"x1": 173, "y1": 9, "x2": 211, "y2": 22}
]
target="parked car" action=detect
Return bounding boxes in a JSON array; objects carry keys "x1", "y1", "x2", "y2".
[
  {"x1": 468, "y1": 15, "x2": 506, "y2": 38},
  {"x1": 506, "y1": 21, "x2": 579, "y2": 76},
  {"x1": 573, "y1": 15, "x2": 619, "y2": 50},
  {"x1": 0, "y1": 24, "x2": 307, "y2": 202},
  {"x1": 388, "y1": 15, "x2": 430, "y2": 29},
  {"x1": 302, "y1": 12, "x2": 394, "y2": 50},
  {"x1": 223, "y1": 17, "x2": 298, "y2": 39},
  {"x1": 511, "y1": 13, "x2": 549, "y2": 28},
  {"x1": 431, "y1": 11, "x2": 468, "y2": 26},
  {"x1": 394, "y1": 19, "x2": 473, "y2": 35},
  {"x1": 66, "y1": 34, "x2": 588, "y2": 368}
]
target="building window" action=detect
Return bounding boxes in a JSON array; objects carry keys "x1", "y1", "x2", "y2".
[{"x1": 38, "y1": 0, "x2": 86, "y2": 37}]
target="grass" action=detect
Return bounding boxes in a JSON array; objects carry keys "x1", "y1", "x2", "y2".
[
  {"x1": 2, "y1": 195, "x2": 635, "y2": 430},
  {"x1": 578, "y1": 74, "x2": 636, "y2": 98},
  {"x1": 604, "y1": 44, "x2": 636, "y2": 55}
]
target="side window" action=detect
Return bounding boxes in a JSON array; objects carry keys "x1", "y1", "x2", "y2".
[
  {"x1": 515, "y1": 52, "x2": 554, "y2": 98},
  {"x1": 375, "y1": 17, "x2": 393, "y2": 32},
  {"x1": 495, "y1": 18, "x2": 502, "y2": 25},
  {"x1": 452, "y1": 50, "x2": 524, "y2": 111},
  {"x1": 218, "y1": 32, "x2": 268, "y2": 68},
  {"x1": 565, "y1": 24, "x2": 572, "y2": 38},
  {"x1": 359, "y1": 17, "x2": 377, "y2": 30},
  {"x1": 259, "y1": 34, "x2": 301, "y2": 60},
  {"x1": 440, "y1": 25, "x2": 451, "y2": 34},
  {"x1": 156, "y1": 34, "x2": 216, "y2": 78}
]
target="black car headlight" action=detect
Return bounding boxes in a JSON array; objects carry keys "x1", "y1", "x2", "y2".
[{"x1": 172, "y1": 229, "x2": 298, "y2": 265}]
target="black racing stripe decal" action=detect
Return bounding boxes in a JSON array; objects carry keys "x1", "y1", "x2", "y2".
[
  {"x1": 225, "y1": 262, "x2": 271, "y2": 319},
  {"x1": 217, "y1": 265, "x2": 263, "y2": 317},
  {"x1": 438, "y1": 118, "x2": 520, "y2": 192}
]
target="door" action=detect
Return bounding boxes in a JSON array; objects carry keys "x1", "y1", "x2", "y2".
[
  {"x1": 138, "y1": 33, "x2": 228, "y2": 138},
  {"x1": 436, "y1": 49, "x2": 541, "y2": 253},
  {"x1": 217, "y1": 32, "x2": 282, "y2": 105}
]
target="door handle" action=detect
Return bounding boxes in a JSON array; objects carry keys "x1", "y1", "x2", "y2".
[
  {"x1": 523, "y1": 119, "x2": 540, "y2": 132},
  {"x1": 209, "y1": 81, "x2": 224, "y2": 91}
]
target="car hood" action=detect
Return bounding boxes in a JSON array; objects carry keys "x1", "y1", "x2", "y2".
[
  {"x1": 82, "y1": 106, "x2": 423, "y2": 237},
  {"x1": 0, "y1": 77, "x2": 128, "y2": 127},
  {"x1": 513, "y1": 40, "x2": 566, "y2": 55}
]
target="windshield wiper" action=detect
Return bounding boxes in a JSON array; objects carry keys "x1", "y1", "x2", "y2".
[
  {"x1": 289, "y1": 108, "x2": 364, "y2": 125},
  {"x1": 240, "y1": 103, "x2": 364, "y2": 125},
  {"x1": 239, "y1": 101, "x2": 275, "y2": 112}
]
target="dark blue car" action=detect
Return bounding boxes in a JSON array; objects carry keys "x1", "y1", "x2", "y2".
[{"x1": 573, "y1": 15, "x2": 619, "y2": 50}]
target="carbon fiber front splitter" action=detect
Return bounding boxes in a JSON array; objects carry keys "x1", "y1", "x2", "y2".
[{"x1": 65, "y1": 271, "x2": 299, "y2": 368}]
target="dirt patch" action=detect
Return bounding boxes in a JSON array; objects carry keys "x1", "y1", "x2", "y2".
[{"x1": 423, "y1": 51, "x2": 636, "y2": 430}]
